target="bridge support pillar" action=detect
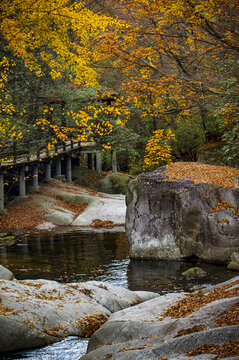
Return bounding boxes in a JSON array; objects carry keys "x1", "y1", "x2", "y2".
[
  {"x1": 54, "y1": 157, "x2": 65, "y2": 181},
  {"x1": 17, "y1": 166, "x2": 29, "y2": 202},
  {"x1": 66, "y1": 156, "x2": 72, "y2": 182},
  {"x1": 91, "y1": 152, "x2": 95, "y2": 171},
  {"x1": 30, "y1": 164, "x2": 40, "y2": 193},
  {"x1": 87, "y1": 153, "x2": 93, "y2": 170},
  {"x1": 45, "y1": 162, "x2": 51, "y2": 181},
  {"x1": 112, "y1": 150, "x2": 117, "y2": 173},
  {"x1": 96, "y1": 151, "x2": 102, "y2": 172},
  {"x1": 56, "y1": 158, "x2": 61, "y2": 176},
  {"x1": 0, "y1": 173, "x2": 7, "y2": 215}
]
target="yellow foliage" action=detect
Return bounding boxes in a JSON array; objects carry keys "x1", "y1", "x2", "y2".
[
  {"x1": 0, "y1": 0, "x2": 123, "y2": 154},
  {"x1": 144, "y1": 129, "x2": 176, "y2": 169}
]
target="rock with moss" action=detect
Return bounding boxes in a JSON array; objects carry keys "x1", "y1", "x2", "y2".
[
  {"x1": 81, "y1": 277, "x2": 239, "y2": 360},
  {"x1": 99, "y1": 173, "x2": 134, "y2": 195},
  {"x1": 0, "y1": 235, "x2": 18, "y2": 247},
  {"x1": 182, "y1": 267, "x2": 207, "y2": 277},
  {"x1": 73, "y1": 166, "x2": 134, "y2": 195},
  {"x1": 126, "y1": 165, "x2": 239, "y2": 263}
]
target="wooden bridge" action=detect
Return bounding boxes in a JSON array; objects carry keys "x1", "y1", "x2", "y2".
[{"x1": 0, "y1": 140, "x2": 117, "y2": 214}]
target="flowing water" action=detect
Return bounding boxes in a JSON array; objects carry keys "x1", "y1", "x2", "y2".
[{"x1": 0, "y1": 230, "x2": 238, "y2": 359}]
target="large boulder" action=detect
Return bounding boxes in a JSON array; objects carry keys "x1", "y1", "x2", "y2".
[
  {"x1": 126, "y1": 163, "x2": 239, "y2": 263},
  {"x1": 0, "y1": 279, "x2": 158, "y2": 352},
  {"x1": 81, "y1": 277, "x2": 239, "y2": 360}
]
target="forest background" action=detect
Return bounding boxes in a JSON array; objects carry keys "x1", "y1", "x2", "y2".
[{"x1": 0, "y1": 0, "x2": 238, "y2": 174}]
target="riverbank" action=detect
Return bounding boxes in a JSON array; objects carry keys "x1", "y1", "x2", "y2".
[{"x1": 0, "y1": 181, "x2": 126, "y2": 234}]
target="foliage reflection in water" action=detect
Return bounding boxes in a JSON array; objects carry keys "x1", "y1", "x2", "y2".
[{"x1": 0, "y1": 230, "x2": 238, "y2": 360}]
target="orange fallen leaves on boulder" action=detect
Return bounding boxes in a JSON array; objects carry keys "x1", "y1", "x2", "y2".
[{"x1": 165, "y1": 162, "x2": 239, "y2": 188}]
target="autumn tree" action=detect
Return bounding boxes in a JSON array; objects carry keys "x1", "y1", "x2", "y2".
[
  {"x1": 91, "y1": 0, "x2": 239, "y2": 168},
  {"x1": 0, "y1": 0, "x2": 128, "y2": 160}
]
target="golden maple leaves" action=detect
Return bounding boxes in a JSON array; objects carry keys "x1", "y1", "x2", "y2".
[
  {"x1": 0, "y1": 0, "x2": 238, "y2": 162},
  {"x1": 144, "y1": 129, "x2": 176, "y2": 167},
  {"x1": 0, "y1": 0, "x2": 114, "y2": 86},
  {"x1": 0, "y1": 0, "x2": 125, "y2": 155}
]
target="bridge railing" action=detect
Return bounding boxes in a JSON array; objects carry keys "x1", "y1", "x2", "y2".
[{"x1": 0, "y1": 136, "x2": 97, "y2": 168}]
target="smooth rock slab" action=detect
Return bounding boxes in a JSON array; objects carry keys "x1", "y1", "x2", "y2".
[
  {"x1": 0, "y1": 279, "x2": 158, "y2": 353},
  {"x1": 81, "y1": 278, "x2": 239, "y2": 360},
  {"x1": 36, "y1": 184, "x2": 126, "y2": 227}
]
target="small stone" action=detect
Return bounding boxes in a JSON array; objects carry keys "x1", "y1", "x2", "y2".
[
  {"x1": 182, "y1": 267, "x2": 207, "y2": 277},
  {"x1": 227, "y1": 262, "x2": 239, "y2": 271},
  {"x1": 227, "y1": 252, "x2": 239, "y2": 271},
  {"x1": 0, "y1": 265, "x2": 15, "y2": 280}
]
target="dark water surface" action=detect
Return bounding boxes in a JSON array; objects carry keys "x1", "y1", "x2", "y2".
[{"x1": 0, "y1": 230, "x2": 238, "y2": 359}]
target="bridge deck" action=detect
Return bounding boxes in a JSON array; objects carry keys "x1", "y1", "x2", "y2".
[{"x1": 0, "y1": 141, "x2": 96, "y2": 168}]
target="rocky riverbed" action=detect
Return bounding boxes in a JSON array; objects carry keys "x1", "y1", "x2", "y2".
[{"x1": 1, "y1": 266, "x2": 238, "y2": 359}]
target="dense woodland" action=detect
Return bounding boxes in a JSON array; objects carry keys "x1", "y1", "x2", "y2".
[{"x1": 0, "y1": 0, "x2": 238, "y2": 173}]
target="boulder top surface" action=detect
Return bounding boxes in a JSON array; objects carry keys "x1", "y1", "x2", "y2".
[{"x1": 139, "y1": 162, "x2": 239, "y2": 189}]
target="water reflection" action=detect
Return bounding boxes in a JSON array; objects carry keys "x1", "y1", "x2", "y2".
[
  {"x1": 0, "y1": 231, "x2": 238, "y2": 293},
  {"x1": 127, "y1": 259, "x2": 238, "y2": 294},
  {"x1": 0, "y1": 231, "x2": 129, "y2": 284}
]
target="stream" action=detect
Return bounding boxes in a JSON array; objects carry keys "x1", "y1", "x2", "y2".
[{"x1": 0, "y1": 229, "x2": 238, "y2": 359}]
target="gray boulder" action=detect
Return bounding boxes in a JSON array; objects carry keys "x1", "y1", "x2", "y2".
[
  {"x1": 227, "y1": 252, "x2": 239, "y2": 271},
  {"x1": 0, "y1": 279, "x2": 158, "y2": 352},
  {"x1": 126, "y1": 166, "x2": 239, "y2": 262},
  {"x1": 0, "y1": 265, "x2": 15, "y2": 280},
  {"x1": 81, "y1": 277, "x2": 239, "y2": 360}
]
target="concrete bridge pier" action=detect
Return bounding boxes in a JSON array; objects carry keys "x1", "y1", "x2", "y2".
[
  {"x1": 54, "y1": 157, "x2": 65, "y2": 181},
  {"x1": 81, "y1": 152, "x2": 87, "y2": 167},
  {"x1": 66, "y1": 156, "x2": 72, "y2": 182},
  {"x1": 87, "y1": 152, "x2": 95, "y2": 171},
  {"x1": 56, "y1": 158, "x2": 61, "y2": 176},
  {"x1": 30, "y1": 164, "x2": 40, "y2": 193},
  {"x1": 0, "y1": 173, "x2": 7, "y2": 214},
  {"x1": 96, "y1": 151, "x2": 102, "y2": 172},
  {"x1": 45, "y1": 162, "x2": 52, "y2": 181},
  {"x1": 17, "y1": 166, "x2": 29, "y2": 202},
  {"x1": 92, "y1": 152, "x2": 96, "y2": 171}
]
